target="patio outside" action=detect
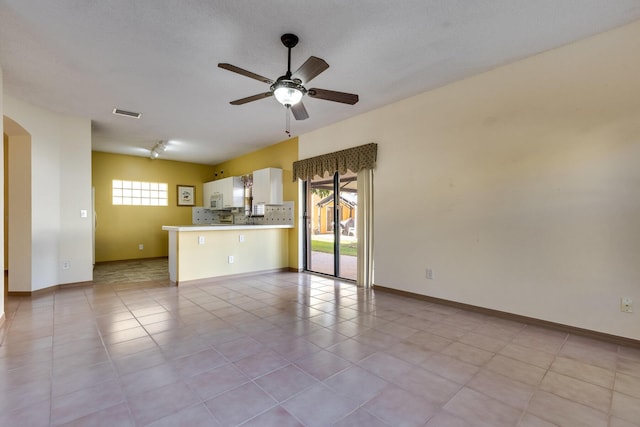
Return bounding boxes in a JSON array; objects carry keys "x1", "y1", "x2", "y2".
[
  {"x1": 309, "y1": 231, "x2": 358, "y2": 281},
  {"x1": 307, "y1": 171, "x2": 358, "y2": 281}
]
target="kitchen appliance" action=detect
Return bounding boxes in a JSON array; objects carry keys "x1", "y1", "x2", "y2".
[
  {"x1": 210, "y1": 192, "x2": 223, "y2": 209},
  {"x1": 219, "y1": 213, "x2": 234, "y2": 224}
]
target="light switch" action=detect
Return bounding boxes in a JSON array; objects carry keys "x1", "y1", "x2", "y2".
[
  {"x1": 239, "y1": 234, "x2": 245, "y2": 243},
  {"x1": 198, "y1": 236, "x2": 205, "y2": 245},
  {"x1": 80, "y1": 209, "x2": 88, "y2": 218}
]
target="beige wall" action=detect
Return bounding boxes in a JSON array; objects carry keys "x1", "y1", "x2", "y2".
[
  {"x1": 299, "y1": 21, "x2": 640, "y2": 339},
  {"x1": 4, "y1": 95, "x2": 92, "y2": 291},
  {"x1": 92, "y1": 151, "x2": 213, "y2": 262}
]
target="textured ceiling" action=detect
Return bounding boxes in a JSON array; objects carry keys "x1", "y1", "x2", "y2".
[{"x1": 2, "y1": 1, "x2": 640, "y2": 164}]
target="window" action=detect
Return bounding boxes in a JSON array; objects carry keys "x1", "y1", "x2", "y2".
[{"x1": 112, "y1": 180, "x2": 168, "y2": 206}]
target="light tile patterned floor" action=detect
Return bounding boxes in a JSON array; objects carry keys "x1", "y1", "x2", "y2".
[{"x1": 1, "y1": 266, "x2": 639, "y2": 426}]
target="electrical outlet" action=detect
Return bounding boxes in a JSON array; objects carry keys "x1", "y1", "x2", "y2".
[
  {"x1": 426, "y1": 268, "x2": 433, "y2": 280},
  {"x1": 80, "y1": 209, "x2": 88, "y2": 218},
  {"x1": 62, "y1": 261, "x2": 70, "y2": 270},
  {"x1": 239, "y1": 234, "x2": 245, "y2": 243},
  {"x1": 139, "y1": 244, "x2": 144, "y2": 250},
  {"x1": 228, "y1": 255, "x2": 234, "y2": 264},
  {"x1": 198, "y1": 236, "x2": 205, "y2": 245},
  {"x1": 621, "y1": 297, "x2": 633, "y2": 313}
]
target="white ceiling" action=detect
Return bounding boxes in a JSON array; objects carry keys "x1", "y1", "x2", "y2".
[{"x1": 2, "y1": 1, "x2": 640, "y2": 165}]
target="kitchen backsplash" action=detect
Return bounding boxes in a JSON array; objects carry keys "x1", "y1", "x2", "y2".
[
  {"x1": 192, "y1": 201, "x2": 294, "y2": 226},
  {"x1": 192, "y1": 207, "x2": 216, "y2": 224}
]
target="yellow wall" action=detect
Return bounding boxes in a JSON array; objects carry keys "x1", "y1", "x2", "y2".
[
  {"x1": 92, "y1": 152, "x2": 213, "y2": 262},
  {"x1": 212, "y1": 137, "x2": 299, "y2": 269}
]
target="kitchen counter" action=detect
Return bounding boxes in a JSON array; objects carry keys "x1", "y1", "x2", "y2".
[
  {"x1": 162, "y1": 224, "x2": 293, "y2": 232},
  {"x1": 162, "y1": 224, "x2": 293, "y2": 284}
]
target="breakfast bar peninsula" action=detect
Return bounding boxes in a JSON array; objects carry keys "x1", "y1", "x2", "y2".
[{"x1": 162, "y1": 224, "x2": 293, "y2": 284}]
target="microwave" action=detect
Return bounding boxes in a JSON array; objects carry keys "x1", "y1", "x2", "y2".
[
  {"x1": 210, "y1": 192, "x2": 223, "y2": 209},
  {"x1": 219, "y1": 213, "x2": 234, "y2": 224}
]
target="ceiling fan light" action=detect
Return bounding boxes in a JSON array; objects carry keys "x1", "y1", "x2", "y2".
[{"x1": 274, "y1": 86, "x2": 303, "y2": 106}]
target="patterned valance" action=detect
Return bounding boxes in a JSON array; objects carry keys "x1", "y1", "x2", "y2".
[{"x1": 292, "y1": 143, "x2": 378, "y2": 181}]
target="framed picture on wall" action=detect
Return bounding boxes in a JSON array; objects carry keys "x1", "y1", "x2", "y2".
[{"x1": 177, "y1": 185, "x2": 195, "y2": 206}]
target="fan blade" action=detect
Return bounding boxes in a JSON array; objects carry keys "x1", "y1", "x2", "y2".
[
  {"x1": 292, "y1": 56, "x2": 329, "y2": 84},
  {"x1": 307, "y1": 88, "x2": 359, "y2": 105},
  {"x1": 218, "y1": 63, "x2": 273, "y2": 84},
  {"x1": 291, "y1": 102, "x2": 309, "y2": 120},
  {"x1": 230, "y1": 92, "x2": 273, "y2": 105}
]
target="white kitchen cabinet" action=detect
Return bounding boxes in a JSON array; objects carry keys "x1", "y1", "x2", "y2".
[
  {"x1": 203, "y1": 177, "x2": 244, "y2": 209},
  {"x1": 202, "y1": 180, "x2": 219, "y2": 208},
  {"x1": 252, "y1": 168, "x2": 282, "y2": 214}
]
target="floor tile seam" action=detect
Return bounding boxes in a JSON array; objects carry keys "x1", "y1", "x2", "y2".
[
  {"x1": 400, "y1": 326, "x2": 524, "y2": 387},
  {"x1": 0, "y1": 395, "x2": 53, "y2": 426},
  {"x1": 149, "y1": 400, "x2": 218, "y2": 427},
  {"x1": 50, "y1": 346, "x2": 126, "y2": 402},
  {"x1": 0, "y1": 299, "x2": 25, "y2": 347},
  {"x1": 50, "y1": 372, "x2": 124, "y2": 408},
  {"x1": 615, "y1": 355, "x2": 640, "y2": 379},
  {"x1": 333, "y1": 405, "x2": 391, "y2": 427},
  {"x1": 204, "y1": 375, "x2": 291, "y2": 425},
  {"x1": 290, "y1": 356, "x2": 354, "y2": 383},
  {"x1": 232, "y1": 358, "x2": 290, "y2": 381},
  {"x1": 234, "y1": 399, "x2": 303, "y2": 427},
  {"x1": 49, "y1": 291, "x2": 111, "y2": 414},
  {"x1": 617, "y1": 346, "x2": 640, "y2": 362},
  {"x1": 486, "y1": 349, "x2": 553, "y2": 382},
  {"x1": 609, "y1": 385, "x2": 640, "y2": 405},
  {"x1": 458, "y1": 325, "x2": 521, "y2": 350},
  {"x1": 475, "y1": 310, "x2": 558, "y2": 372},
  {"x1": 548, "y1": 359, "x2": 617, "y2": 390},
  {"x1": 522, "y1": 388, "x2": 611, "y2": 427},
  {"x1": 49, "y1": 381, "x2": 129, "y2": 426},
  {"x1": 277, "y1": 380, "x2": 365, "y2": 424},
  {"x1": 119, "y1": 376, "x2": 207, "y2": 422},
  {"x1": 434, "y1": 334, "x2": 494, "y2": 357},
  {"x1": 463, "y1": 367, "x2": 536, "y2": 423},
  {"x1": 516, "y1": 332, "x2": 613, "y2": 426},
  {"x1": 348, "y1": 380, "x2": 440, "y2": 426},
  {"x1": 172, "y1": 347, "x2": 236, "y2": 379},
  {"x1": 94, "y1": 315, "x2": 149, "y2": 358},
  {"x1": 354, "y1": 352, "x2": 470, "y2": 410},
  {"x1": 71, "y1": 389, "x2": 137, "y2": 427}
]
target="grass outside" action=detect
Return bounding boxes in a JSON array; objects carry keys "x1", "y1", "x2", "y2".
[{"x1": 311, "y1": 238, "x2": 357, "y2": 257}]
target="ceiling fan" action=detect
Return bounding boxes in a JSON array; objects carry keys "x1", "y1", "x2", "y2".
[{"x1": 218, "y1": 33, "x2": 359, "y2": 121}]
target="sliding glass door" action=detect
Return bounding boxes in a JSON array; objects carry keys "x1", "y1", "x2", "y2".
[{"x1": 305, "y1": 171, "x2": 358, "y2": 280}]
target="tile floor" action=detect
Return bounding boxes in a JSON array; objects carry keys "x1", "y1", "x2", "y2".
[{"x1": 1, "y1": 269, "x2": 639, "y2": 426}]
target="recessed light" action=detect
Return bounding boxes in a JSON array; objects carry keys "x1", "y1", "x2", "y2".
[{"x1": 112, "y1": 108, "x2": 142, "y2": 119}]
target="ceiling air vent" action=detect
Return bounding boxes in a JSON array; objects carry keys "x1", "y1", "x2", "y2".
[{"x1": 112, "y1": 108, "x2": 142, "y2": 119}]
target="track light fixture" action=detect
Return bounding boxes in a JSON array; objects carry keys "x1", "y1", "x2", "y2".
[{"x1": 149, "y1": 141, "x2": 167, "y2": 159}]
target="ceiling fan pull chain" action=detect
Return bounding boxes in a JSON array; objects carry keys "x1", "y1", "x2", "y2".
[{"x1": 285, "y1": 105, "x2": 291, "y2": 137}]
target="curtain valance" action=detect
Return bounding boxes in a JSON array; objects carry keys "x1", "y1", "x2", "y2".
[{"x1": 292, "y1": 143, "x2": 377, "y2": 181}]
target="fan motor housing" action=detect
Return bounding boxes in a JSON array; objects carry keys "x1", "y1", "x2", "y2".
[{"x1": 281, "y1": 33, "x2": 299, "y2": 48}]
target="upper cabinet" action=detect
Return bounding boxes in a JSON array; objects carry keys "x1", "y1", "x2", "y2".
[
  {"x1": 203, "y1": 176, "x2": 244, "y2": 209},
  {"x1": 202, "y1": 180, "x2": 218, "y2": 208},
  {"x1": 252, "y1": 168, "x2": 282, "y2": 214}
]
